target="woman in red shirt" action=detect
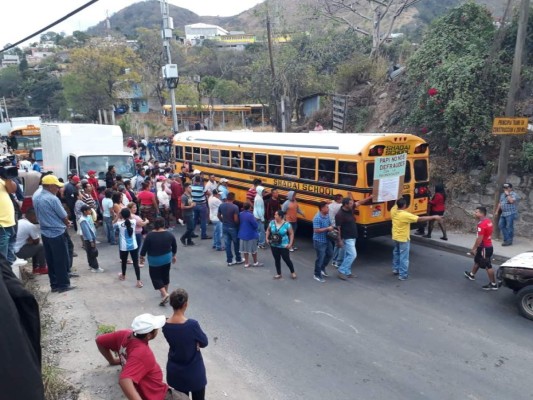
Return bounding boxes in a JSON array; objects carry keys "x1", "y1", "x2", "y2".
[
  {"x1": 137, "y1": 181, "x2": 158, "y2": 233},
  {"x1": 424, "y1": 183, "x2": 447, "y2": 240}
]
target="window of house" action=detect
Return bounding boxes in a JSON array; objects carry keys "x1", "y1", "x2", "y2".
[
  {"x1": 243, "y1": 152, "x2": 253, "y2": 170},
  {"x1": 231, "y1": 151, "x2": 242, "y2": 168},
  {"x1": 318, "y1": 159, "x2": 335, "y2": 183},
  {"x1": 220, "y1": 150, "x2": 230, "y2": 167},
  {"x1": 268, "y1": 154, "x2": 281, "y2": 175},
  {"x1": 255, "y1": 153, "x2": 267, "y2": 173},
  {"x1": 284, "y1": 156, "x2": 297, "y2": 176},
  {"x1": 338, "y1": 161, "x2": 358, "y2": 186},
  {"x1": 185, "y1": 146, "x2": 193, "y2": 161},
  {"x1": 300, "y1": 157, "x2": 316, "y2": 180},
  {"x1": 211, "y1": 149, "x2": 220, "y2": 165}
]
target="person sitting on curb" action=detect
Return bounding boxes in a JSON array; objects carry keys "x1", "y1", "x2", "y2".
[
  {"x1": 13, "y1": 208, "x2": 48, "y2": 275},
  {"x1": 95, "y1": 313, "x2": 169, "y2": 400}
]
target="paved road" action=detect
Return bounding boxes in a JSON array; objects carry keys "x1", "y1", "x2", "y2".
[{"x1": 46, "y1": 225, "x2": 533, "y2": 400}]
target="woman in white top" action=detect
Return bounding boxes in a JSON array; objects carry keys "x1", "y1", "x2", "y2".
[
  {"x1": 113, "y1": 208, "x2": 143, "y2": 288},
  {"x1": 157, "y1": 180, "x2": 171, "y2": 228}
]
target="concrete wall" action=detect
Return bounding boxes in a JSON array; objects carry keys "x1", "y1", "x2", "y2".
[{"x1": 447, "y1": 169, "x2": 532, "y2": 237}]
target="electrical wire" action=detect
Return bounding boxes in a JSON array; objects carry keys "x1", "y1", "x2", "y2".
[{"x1": 0, "y1": 0, "x2": 100, "y2": 54}]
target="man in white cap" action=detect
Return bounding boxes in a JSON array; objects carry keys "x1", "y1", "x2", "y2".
[
  {"x1": 218, "y1": 178, "x2": 229, "y2": 201},
  {"x1": 96, "y1": 313, "x2": 168, "y2": 400}
]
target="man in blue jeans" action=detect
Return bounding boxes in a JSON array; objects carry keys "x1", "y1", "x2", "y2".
[
  {"x1": 180, "y1": 183, "x2": 196, "y2": 246},
  {"x1": 191, "y1": 175, "x2": 211, "y2": 240},
  {"x1": 0, "y1": 170, "x2": 17, "y2": 264},
  {"x1": 494, "y1": 182, "x2": 519, "y2": 246},
  {"x1": 218, "y1": 192, "x2": 243, "y2": 266},
  {"x1": 335, "y1": 195, "x2": 373, "y2": 280},
  {"x1": 313, "y1": 201, "x2": 334, "y2": 283},
  {"x1": 391, "y1": 197, "x2": 442, "y2": 280}
]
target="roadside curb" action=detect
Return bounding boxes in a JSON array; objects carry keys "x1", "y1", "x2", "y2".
[{"x1": 411, "y1": 236, "x2": 510, "y2": 265}]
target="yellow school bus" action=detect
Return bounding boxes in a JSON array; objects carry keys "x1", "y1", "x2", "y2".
[
  {"x1": 173, "y1": 131, "x2": 430, "y2": 238},
  {"x1": 8, "y1": 125, "x2": 41, "y2": 158}
]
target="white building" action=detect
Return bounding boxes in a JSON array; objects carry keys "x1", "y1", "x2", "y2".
[
  {"x1": 184, "y1": 23, "x2": 228, "y2": 45},
  {"x1": 1, "y1": 54, "x2": 20, "y2": 68}
]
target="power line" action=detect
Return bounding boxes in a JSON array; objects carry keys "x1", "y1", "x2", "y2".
[{"x1": 0, "y1": 0, "x2": 100, "y2": 54}]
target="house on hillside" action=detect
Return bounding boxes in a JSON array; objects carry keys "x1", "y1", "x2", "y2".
[
  {"x1": 184, "y1": 23, "x2": 229, "y2": 46},
  {"x1": 26, "y1": 49, "x2": 55, "y2": 66},
  {"x1": 1, "y1": 54, "x2": 20, "y2": 68},
  {"x1": 115, "y1": 83, "x2": 149, "y2": 114}
]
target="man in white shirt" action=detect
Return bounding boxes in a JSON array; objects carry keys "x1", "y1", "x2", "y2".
[
  {"x1": 14, "y1": 208, "x2": 48, "y2": 274},
  {"x1": 208, "y1": 189, "x2": 223, "y2": 251},
  {"x1": 205, "y1": 174, "x2": 218, "y2": 196}
]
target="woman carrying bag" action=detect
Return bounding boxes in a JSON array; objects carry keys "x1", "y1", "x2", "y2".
[{"x1": 265, "y1": 210, "x2": 296, "y2": 280}]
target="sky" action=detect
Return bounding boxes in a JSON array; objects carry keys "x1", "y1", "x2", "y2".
[{"x1": 1, "y1": 0, "x2": 265, "y2": 48}]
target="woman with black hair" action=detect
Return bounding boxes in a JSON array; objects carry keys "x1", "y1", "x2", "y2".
[
  {"x1": 140, "y1": 217, "x2": 177, "y2": 306},
  {"x1": 424, "y1": 183, "x2": 448, "y2": 240},
  {"x1": 114, "y1": 208, "x2": 143, "y2": 288},
  {"x1": 163, "y1": 288, "x2": 208, "y2": 400},
  {"x1": 265, "y1": 210, "x2": 296, "y2": 279}
]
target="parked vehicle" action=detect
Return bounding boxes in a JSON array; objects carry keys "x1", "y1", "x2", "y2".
[
  {"x1": 41, "y1": 123, "x2": 134, "y2": 184},
  {"x1": 497, "y1": 252, "x2": 533, "y2": 320}
]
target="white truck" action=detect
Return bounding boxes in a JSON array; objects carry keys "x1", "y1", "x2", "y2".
[{"x1": 41, "y1": 123, "x2": 134, "y2": 182}]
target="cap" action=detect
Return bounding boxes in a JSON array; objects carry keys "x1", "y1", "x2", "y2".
[
  {"x1": 503, "y1": 183, "x2": 512, "y2": 188},
  {"x1": 131, "y1": 313, "x2": 166, "y2": 334},
  {"x1": 193, "y1": 169, "x2": 201, "y2": 175},
  {"x1": 157, "y1": 175, "x2": 166, "y2": 181},
  {"x1": 71, "y1": 175, "x2": 80, "y2": 183},
  {"x1": 87, "y1": 170, "x2": 96, "y2": 175},
  {"x1": 220, "y1": 178, "x2": 229, "y2": 183},
  {"x1": 42, "y1": 175, "x2": 64, "y2": 187}
]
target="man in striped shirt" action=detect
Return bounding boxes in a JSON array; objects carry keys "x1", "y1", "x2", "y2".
[{"x1": 191, "y1": 175, "x2": 211, "y2": 240}]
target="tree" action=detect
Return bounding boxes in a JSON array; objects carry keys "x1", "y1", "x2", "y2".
[
  {"x1": 62, "y1": 43, "x2": 142, "y2": 119},
  {"x1": 406, "y1": 3, "x2": 510, "y2": 167},
  {"x1": 316, "y1": 0, "x2": 422, "y2": 56}
]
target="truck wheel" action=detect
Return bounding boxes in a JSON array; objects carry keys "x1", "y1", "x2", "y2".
[{"x1": 516, "y1": 286, "x2": 533, "y2": 321}]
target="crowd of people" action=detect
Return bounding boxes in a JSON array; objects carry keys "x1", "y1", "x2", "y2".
[{"x1": 1, "y1": 146, "x2": 522, "y2": 399}]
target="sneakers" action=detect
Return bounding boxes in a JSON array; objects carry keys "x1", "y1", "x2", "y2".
[
  {"x1": 464, "y1": 271, "x2": 475, "y2": 281},
  {"x1": 235, "y1": 260, "x2": 245, "y2": 265},
  {"x1": 321, "y1": 270, "x2": 329, "y2": 277},
  {"x1": 253, "y1": 262, "x2": 264, "y2": 267},
  {"x1": 398, "y1": 276, "x2": 408, "y2": 281},
  {"x1": 392, "y1": 270, "x2": 399, "y2": 275},
  {"x1": 227, "y1": 261, "x2": 237, "y2": 266},
  {"x1": 482, "y1": 282, "x2": 498, "y2": 291},
  {"x1": 314, "y1": 275, "x2": 326, "y2": 283},
  {"x1": 91, "y1": 267, "x2": 105, "y2": 273}
]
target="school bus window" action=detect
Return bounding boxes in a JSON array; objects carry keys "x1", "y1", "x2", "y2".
[
  {"x1": 338, "y1": 161, "x2": 358, "y2": 186},
  {"x1": 300, "y1": 157, "x2": 316, "y2": 180},
  {"x1": 255, "y1": 154, "x2": 267, "y2": 173},
  {"x1": 404, "y1": 161, "x2": 411, "y2": 183},
  {"x1": 318, "y1": 159, "x2": 335, "y2": 183},
  {"x1": 284, "y1": 156, "x2": 297, "y2": 176},
  {"x1": 221, "y1": 150, "x2": 230, "y2": 167},
  {"x1": 175, "y1": 146, "x2": 183, "y2": 160},
  {"x1": 193, "y1": 147, "x2": 201, "y2": 162},
  {"x1": 231, "y1": 151, "x2": 242, "y2": 168},
  {"x1": 201, "y1": 148, "x2": 209, "y2": 163},
  {"x1": 243, "y1": 152, "x2": 253, "y2": 170},
  {"x1": 185, "y1": 146, "x2": 193, "y2": 161},
  {"x1": 268, "y1": 154, "x2": 281, "y2": 175},
  {"x1": 366, "y1": 162, "x2": 375, "y2": 186},
  {"x1": 210, "y1": 149, "x2": 220, "y2": 165},
  {"x1": 414, "y1": 160, "x2": 428, "y2": 181}
]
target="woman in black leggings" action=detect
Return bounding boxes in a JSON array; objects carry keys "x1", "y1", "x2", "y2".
[
  {"x1": 114, "y1": 208, "x2": 143, "y2": 288},
  {"x1": 266, "y1": 210, "x2": 296, "y2": 279}
]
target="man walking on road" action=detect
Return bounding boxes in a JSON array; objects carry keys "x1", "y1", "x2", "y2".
[
  {"x1": 63, "y1": 175, "x2": 80, "y2": 231},
  {"x1": 218, "y1": 192, "x2": 243, "y2": 266},
  {"x1": 494, "y1": 183, "x2": 519, "y2": 246},
  {"x1": 313, "y1": 201, "x2": 334, "y2": 283},
  {"x1": 33, "y1": 175, "x2": 76, "y2": 293},
  {"x1": 180, "y1": 183, "x2": 196, "y2": 247},
  {"x1": 391, "y1": 197, "x2": 442, "y2": 281},
  {"x1": 464, "y1": 206, "x2": 498, "y2": 290}
]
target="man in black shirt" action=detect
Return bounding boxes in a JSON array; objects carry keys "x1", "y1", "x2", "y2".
[
  {"x1": 63, "y1": 175, "x2": 80, "y2": 231},
  {"x1": 218, "y1": 192, "x2": 243, "y2": 266},
  {"x1": 335, "y1": 195, "x2": 372, "y2": 280}
]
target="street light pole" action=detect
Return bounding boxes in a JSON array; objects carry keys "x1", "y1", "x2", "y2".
[{"x1": 160, "y1": 0, "x2": 179, "y2": 135}]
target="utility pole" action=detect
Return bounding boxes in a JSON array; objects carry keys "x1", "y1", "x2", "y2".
[
  {"x1": 160, "y1": 0, "x2": 179, "y2": 135},
  {"x1": 493, "y1": 0, "x2": 530, "y2": 233},
  {"x1": 266, "y1": 6, "x2": 280, "y2": 132}
]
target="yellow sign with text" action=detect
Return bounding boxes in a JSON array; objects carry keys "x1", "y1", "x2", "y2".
[{"x1": 492, "y1": 117, "x2": 529, "y2": 135}]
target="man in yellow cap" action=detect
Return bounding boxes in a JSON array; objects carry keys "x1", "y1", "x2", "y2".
[{"x1": 32, "y1": 175, "x2": 76, "y2": 293}]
